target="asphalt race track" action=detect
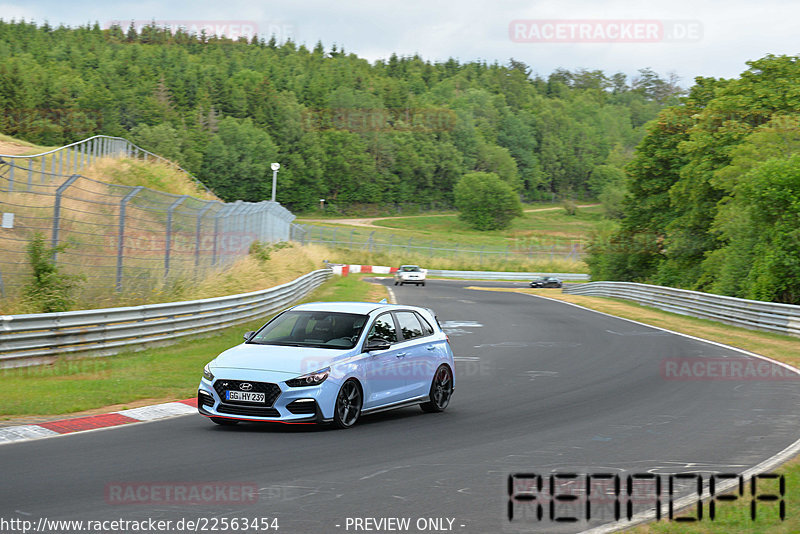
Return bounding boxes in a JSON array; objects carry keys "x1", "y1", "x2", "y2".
[{"x1": 2, "y1": 279, "x2": 799, "y2": 534}]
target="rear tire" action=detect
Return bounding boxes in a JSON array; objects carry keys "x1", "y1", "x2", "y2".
[
  {"x1": 394, "y1": 281, "x2": 399, "y2": 286},
  {"x1": 210, "y1": 417, "x2": 239, "y2": 426},
  {"x1": 420, "y1": 365, "x2": 453, "y2": 413}
]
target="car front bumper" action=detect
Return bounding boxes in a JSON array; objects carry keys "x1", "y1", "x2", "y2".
[{"x1": 197, "y1": 378, "x2": 335, "y2": 424}]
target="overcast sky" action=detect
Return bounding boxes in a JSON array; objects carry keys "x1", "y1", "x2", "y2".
[{"x1": 3, "y1": 0, "x2": 797, "y2": 86}]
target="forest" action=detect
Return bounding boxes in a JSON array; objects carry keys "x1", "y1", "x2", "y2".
[
  {"x1": 0, "y1": 20, "x2": 678, "y2": 212},
  {"x1": 588, "y1": 54, "x2": 800, "y2": 304}
]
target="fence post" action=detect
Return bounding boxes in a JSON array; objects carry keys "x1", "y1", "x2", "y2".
[
  {"x1": 256, "y1": 203, "x2": 266, "y2": 243},
  {"x1": 194, "y1": 202, "x2": 216, "y2": 272},
  {"x1": 164, "y1": 195, "x2": 189, "y2": 278},
  {"x1": 244, "y1": 204, "x2": 259, "y2": 254},
  {"x1": 350, "y1": 229, "x2": 355, "y2": 249},
  {"x1": 51, "y1": 174, "x2": 80, "y2": 262},
  {"x1": 5, "y1": 159, "x2": 13, "y2": 192},
  {"x1": 115, "y1": 186, "x2": 144, "y2": 291},
  {"x1": 212, "y1": 203, "x2": 232, "y2": 266},
  {"x1": 27, "y1": 159, "x2": 33, "y2": 190},
  {"x1": 331, "y1": 227, "x2": 337, "y2": 246},
  {"x1": 368, "y1": 231, "x2": 375, "y2": 253}
]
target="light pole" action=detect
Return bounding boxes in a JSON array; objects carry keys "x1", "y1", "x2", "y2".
[{"x1": 271, "y1": 162, "x2": 280, "y2": 202}]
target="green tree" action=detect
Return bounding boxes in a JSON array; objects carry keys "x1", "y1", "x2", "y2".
[
  {"x1": 454, "y1": 172, "x2": 523, "y2": 230},
  {"x1": 200, "y1": 117, "x2": 279, "y2": 201},
  {"x1": 707, "y1": 156, "x2": 800, "y2": 303}
]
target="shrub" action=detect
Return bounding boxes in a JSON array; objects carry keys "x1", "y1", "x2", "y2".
[
  {"x1": 23, "y1": 233, "x2": 84, "y2": 313},
  {"x1": 454, "y1": 172, "x2": 523, "y2": 230}
]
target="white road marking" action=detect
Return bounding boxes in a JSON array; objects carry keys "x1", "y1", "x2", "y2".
[
  {"x1": 0, "y1": 425, "x2": 59, "y2": 443},
  {"x1": 116, "y1": 402, "x2": 196, "y2": 421}
]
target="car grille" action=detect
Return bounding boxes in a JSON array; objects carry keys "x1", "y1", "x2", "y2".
[
  {"x1": 213, "y1": 380, "x2": 281, "y2": 407},
  {"x1": 286, "y1": 399, "x2": 318, "y2": 415},
  {"x1": 217, "y1": 404, "x2": 280, "y2": 417},
  {"x1": 198, "y1": 391, "x2": 215, "y2": 408}
]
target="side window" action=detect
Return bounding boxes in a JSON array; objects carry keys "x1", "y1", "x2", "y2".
[
  {"x1": 367, "y1": 314, "x2": 397, "y2": 343},
  {"x1": 396, "y1": 311, "x2": 424, "y2": 341},
  {"x1": 416, "y1": 312, "x2": 435, "y2": 336}
]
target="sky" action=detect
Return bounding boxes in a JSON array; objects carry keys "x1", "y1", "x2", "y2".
[{"x1": 2, "y1": 0, "x2": 798, "y2": 86}]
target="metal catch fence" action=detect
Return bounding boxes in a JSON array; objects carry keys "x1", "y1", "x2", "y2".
[
  {"x1": 291, "y1": 223, "x2": 585, "y2": 264},
  {"x1": 0, "y1": 136, "x2": 295, "y2": 302}
]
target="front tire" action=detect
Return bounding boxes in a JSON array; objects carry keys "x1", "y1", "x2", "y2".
[
  {"x1": 333, "y1": 379, "x2": 362, "y2": 429},
  {"x1": 420, "y1": 365, "x2": 453, "y2": 413},
  {"x1": 394, "y1": 280, "x2": 399, "y2": 285}
]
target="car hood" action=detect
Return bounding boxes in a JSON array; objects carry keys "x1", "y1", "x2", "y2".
[{"x1": 210, "y1": 343, "x2": 352, "y2": 376}]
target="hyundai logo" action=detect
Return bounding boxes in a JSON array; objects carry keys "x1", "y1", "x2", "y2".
[{"x1": 239, "y1": 383, "x2": 253, "y2": 391}]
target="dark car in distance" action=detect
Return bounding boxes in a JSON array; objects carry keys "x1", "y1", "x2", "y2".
[{"x1": 529, "y1": 276, "x2": 563, "y2": 288}]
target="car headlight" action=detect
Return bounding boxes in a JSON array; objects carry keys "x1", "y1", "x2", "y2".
[
  {"x1": 286, "y1": 368, "x2": 330, "y2": 387},
  {"x1": 202, "y1": 364, "x2": 214, "y2": 381}
]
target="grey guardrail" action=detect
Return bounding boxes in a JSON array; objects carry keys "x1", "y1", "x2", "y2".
[
  {"x1": 563, "y1": 281, "x2": 800, "y2": 337},
  {"x1": 0, "y1": 269, "x2": 332, "y2": 368},
  {"x1": 427, "y1": 270, "x2": 590, "y2": 281}
]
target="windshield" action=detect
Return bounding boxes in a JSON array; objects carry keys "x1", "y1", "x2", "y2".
[
  {"x1": 249, "y1": 311, "x2": 369, "y2": 349},
  {"x1": 401, "y1": 266, "x2": 421, "y2": 272}
]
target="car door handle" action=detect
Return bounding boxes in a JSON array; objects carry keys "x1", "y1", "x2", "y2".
[
  {"x1": 426, "y1": 346, "x2": 436, "y2": 351},
  {"x1": 396, "y1": 352, "x2": 407, "y2": 358}
]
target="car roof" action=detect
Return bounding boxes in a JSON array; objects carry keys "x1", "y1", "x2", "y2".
[{"x1": 291, "y1": 301, "x2": 427, "y2": 315}]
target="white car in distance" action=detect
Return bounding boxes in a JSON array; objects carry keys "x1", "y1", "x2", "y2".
[{"x1": 394, "y1": 265, "x2": 426, "y2": 286}]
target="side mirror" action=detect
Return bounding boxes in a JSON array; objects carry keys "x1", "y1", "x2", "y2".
[
  {"x1": 365, "y1": 338, "x2": 391, "y2": 352},
  {"x1": 244, "y1": 331, "x2": 256, "y2": 342}
]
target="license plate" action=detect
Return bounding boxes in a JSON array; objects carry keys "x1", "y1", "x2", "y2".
[{"x1": 225, "y1": 390, "x2": 265, "y2": 403}]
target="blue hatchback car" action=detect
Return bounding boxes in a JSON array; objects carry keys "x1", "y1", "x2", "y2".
[{"x1": 198, "y1": 302, "x2": 455, "y2": 428}]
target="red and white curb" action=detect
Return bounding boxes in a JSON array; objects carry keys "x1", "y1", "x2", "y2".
[
  {"x1": 0, "y1": 398, "x2": 197, "y2": 445},
  {"x1": 330, "y1": 264, "x2": 397, "y2": 275}
]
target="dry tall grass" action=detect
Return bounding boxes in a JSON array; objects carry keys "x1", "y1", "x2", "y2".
[{"x1": 81, "y1": 157, "x2": 219, "y2": 201}]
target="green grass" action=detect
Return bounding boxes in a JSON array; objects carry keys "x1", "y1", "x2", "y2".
[
  {"x1": 298, "y1": 204, "x2": 606, "y2": 250},
  {"x1": 625, "y1": 457, "x2": 797, "y2": 533},
  {"x1": 373, "y1": 204, "x2": 605, "y2": 245},
  {"x1": 0, "y1": 274, "x2": 383, "y2": 418},
  {"x1": 296, "y1": 204, "x2": 604, "y2": 274}
]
